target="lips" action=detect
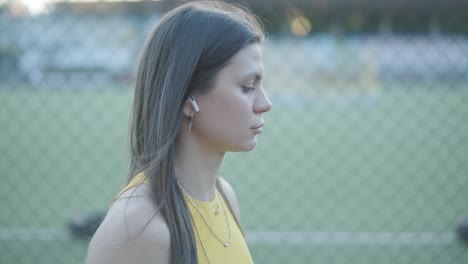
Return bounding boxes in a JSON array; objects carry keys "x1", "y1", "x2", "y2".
[
  {"x1": 251, "y1": 122, "x2": 264, "y2": 136},
  {"x1": 251, "y1": 123, "x2": 264, "y2": 129}
]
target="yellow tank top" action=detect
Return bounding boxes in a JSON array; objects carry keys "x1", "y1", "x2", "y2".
[{"x1": 116, "y1": 173, "x2": 254, "y2": 264}]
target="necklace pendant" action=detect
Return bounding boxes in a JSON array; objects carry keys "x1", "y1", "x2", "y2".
[{"x1": 224, "y1": 242, "x2": 230, "y2": 247}]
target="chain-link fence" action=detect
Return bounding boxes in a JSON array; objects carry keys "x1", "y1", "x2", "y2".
[{"x1": 1, "y1": 1, "x2": 468, "y2": 263}]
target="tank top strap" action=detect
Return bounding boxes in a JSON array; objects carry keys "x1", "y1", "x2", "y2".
[{"x1": 114, "y1": 172, "x2": 148, "y2": 200}]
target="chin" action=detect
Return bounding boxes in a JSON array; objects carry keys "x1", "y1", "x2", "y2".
[
  {"x1": 222, "y1": 137, "x2": 258, "y2": 152},
  {"x1": 235, "y1": 138, "x2": 258, "y2": 152}
]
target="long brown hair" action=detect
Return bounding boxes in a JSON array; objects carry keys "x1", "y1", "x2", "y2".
[{"x1": 128, "y1": 1, "x2": 264, "y2": 263}]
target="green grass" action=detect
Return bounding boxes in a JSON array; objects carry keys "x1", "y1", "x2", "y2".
[{"x1": 1, "y1": 87, "x2": 468, "y2": 263}]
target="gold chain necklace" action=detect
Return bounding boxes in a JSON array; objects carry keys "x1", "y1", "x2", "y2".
[{"x1": 175, "y1": 179, "x2": 232, "y2": 247}]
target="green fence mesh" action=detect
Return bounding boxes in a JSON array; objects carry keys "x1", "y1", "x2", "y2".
[{"x1": 1, "y1": 1, "x2": 468, "y2": 263}]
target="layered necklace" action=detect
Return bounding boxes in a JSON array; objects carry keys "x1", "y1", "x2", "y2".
[{"x1": 175, "y1": 178, "x2": 232, "y2": 247}]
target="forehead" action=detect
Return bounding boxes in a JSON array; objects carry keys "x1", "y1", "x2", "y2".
[{"x1": 221, "y1": 44, "x2": 263, "y2": 78}]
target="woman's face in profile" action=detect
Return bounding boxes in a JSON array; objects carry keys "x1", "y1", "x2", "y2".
[{"x1": 192, "y1": 43, "x2": 272, "y2": 152}]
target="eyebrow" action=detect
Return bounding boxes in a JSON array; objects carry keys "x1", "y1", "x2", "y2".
[{"x1": 242, "y1": 71, "x2": 263, "y2": 81}]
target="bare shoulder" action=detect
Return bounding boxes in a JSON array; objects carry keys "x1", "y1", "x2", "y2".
[
  {"x1": 218, "y1": 177, "x2": 241, "y2": 222},
  {"x1": 86, "y1": 184, "x2": 170, "y2": 264}
]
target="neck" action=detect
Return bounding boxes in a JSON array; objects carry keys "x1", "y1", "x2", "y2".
[{"x1": 175, "y1": 135, "x2": 225, "y2": 202}]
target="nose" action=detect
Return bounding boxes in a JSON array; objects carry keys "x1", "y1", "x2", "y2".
[{"x1": 254, "y1": 86, "x2": 272, "y2": 114}]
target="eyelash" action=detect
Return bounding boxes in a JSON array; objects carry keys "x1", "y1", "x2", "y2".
[{"x1": 242, "y1": 86, "x2": 255, "y2": 93}]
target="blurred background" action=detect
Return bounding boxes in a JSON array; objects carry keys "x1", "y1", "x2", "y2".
[{"x1": 1, "y1": 0, "x2": 468, "y2": 263}]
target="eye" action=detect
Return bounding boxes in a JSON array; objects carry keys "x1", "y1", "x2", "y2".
[{"x1": 242, "y1": 86, "x2": 255, "y2": 93}]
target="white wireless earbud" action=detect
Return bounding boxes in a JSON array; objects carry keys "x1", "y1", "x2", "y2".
[{"x1": 189, "y1": 96, "x2": 200, "y2": 113}]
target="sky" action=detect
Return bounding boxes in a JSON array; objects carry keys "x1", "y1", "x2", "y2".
[
  {"x1": 19, "y1": 0, "x2": 49, "y2": 14},
  {"x1": 16, "y1": 0, "x2": 159, "y2": 15}
]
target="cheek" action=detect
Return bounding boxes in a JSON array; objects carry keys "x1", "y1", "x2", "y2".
[
  {"x1": 202, "y1": 87, "x2": 252, "y2": 121},
  {"x1": 194, "y1": 91, "x2": 254, "y2": 145},
  {"x1": 218, "y1": 92, "x2": 252, "y2": 126}
]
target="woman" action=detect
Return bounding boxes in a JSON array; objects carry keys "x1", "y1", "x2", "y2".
[{"x1": 86, "y1": 1, "x2": 272, "y2": 263}]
